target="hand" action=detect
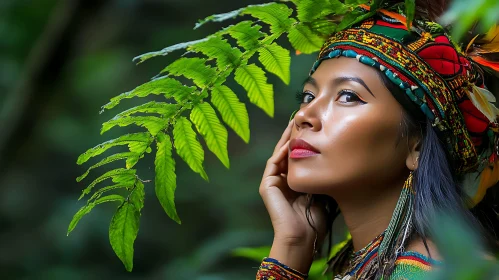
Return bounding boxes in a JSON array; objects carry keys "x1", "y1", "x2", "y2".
[{"x1": 259, "y1": 120, "x2": 326, "y2": 273}]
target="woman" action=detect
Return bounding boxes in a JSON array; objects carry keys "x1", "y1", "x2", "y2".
[{"x1": 256, "y1": 2, "x2": 498, "y2": 280}]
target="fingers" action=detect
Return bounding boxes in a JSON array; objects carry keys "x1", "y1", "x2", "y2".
[
  {"x1": 273, "y1": 120, "x2": 294, "y2": 153},
  {"x1": 259, "y1": 176, "x2": 298, "y2": 219},
  {"x1": 263, "y1": 140, "x2": 289, "y2": 178}
]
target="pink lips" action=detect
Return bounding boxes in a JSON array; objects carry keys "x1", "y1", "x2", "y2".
[{"x1": 289, "y1": 139, "x2": 320, "y2": 159}]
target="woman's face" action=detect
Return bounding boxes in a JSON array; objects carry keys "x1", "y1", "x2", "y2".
[{"x1": 287, "y1": 57, "x2": 410, "y2": 196}]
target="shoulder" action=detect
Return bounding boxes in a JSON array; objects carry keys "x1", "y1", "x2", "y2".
[{"x1": 404, "y1": 236, "x2": 442, "y2": 261}]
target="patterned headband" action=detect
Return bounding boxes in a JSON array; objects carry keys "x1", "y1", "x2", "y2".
[{"x1": 311, "y1": 5, "x2": 499, "y2": 205}]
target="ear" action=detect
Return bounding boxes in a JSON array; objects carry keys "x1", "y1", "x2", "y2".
[{"x1": 406, "y1": 138, "x2": 421, "y2": 171}]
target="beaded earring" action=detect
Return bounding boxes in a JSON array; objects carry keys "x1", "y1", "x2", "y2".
[{"x1": 377, "y1": 172, "x2": 415, "y2": 277}]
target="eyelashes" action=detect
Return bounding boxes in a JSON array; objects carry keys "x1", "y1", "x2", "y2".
[
  {"x1": 295, "y1": 90, "x2": 313, "y2": 104},
  {"x1": 336, "y1": 90, "x2": 367, "y2": 104},
  {"x1": 295, "y1": 90, "x2": 367, "y2": 105}
]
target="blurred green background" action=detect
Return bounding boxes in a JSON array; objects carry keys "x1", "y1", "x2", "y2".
[
  {"x1": 2, "y1": 0, "x2": 498, "y2": 279},
  {"x1": 0, "y1": 0, "x2": 323, "y2": 279}
]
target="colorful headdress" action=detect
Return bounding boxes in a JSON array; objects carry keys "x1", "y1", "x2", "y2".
[
  {"x1": 312, "y1": 4, "x2": 499, "y2": 277},
  {"x1": 311, "y1": 4, "x2": 499, "y2": 207}
]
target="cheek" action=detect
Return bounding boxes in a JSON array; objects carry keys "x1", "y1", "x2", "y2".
[
  {"x1": 288, "y1": 106, "x2": 405, "y2": 193},
  {"x1": 329, "y1": 109, "x2": 401, "y2": 157}
]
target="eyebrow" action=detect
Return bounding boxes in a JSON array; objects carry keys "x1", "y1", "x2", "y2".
[
  {"x1": 304, "y1": 76, "x2": 375, "y2": 98},
  {"x1": 303, "y1": 76, "x2": 317, "y2": 87}
]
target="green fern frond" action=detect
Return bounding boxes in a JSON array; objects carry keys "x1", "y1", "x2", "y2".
[
  {"x1": 79, "y1": 168, "x2": 136, "y2": 200},
  {"x1": 163, "y1": 57, "x2": 217, "y2": 88},
  {"x1": 154, "y1": 132, "x2": 181, "y2": 223},
  {"x1": 190, "y1": 103, "x2": 230, "y2": 168},
  {"x1": 67, "y1": 194, "x2": 125, "y2": 236},
  {"x1": 77, "y1": 133, "x2": 153, "y2": 165},
  {"x1": 258, "y1": 43, "x2": 291, "y2": 85},
  {"x1": 188, "y1": 36, "x2": 243, "y2": 69},
  {"x1": 102, "y1": 77, "x2": 195, "y2": 111},
  {"x1": 173, "y1": 117, "x2": 209, "y2": 181},
  {"x1": 211, "y1": 85, "x2": 250, "y2": 143},
  {"x1": 71, "y1": 0, "x2": 349, "y2": 272},
  {"x1": 288, "y1": 22, "x2": 325, "y2": 54},
  {"x1": 224, "y1": 21, "x2": 265, "y2": 51},
  {"x1": 234, "y1": 64, "x2": 274, "y2": 117},
  {"x1": 101, "y1": 116, "x2": 167, "y2": 136}
]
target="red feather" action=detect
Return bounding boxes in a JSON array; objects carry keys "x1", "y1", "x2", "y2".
[{"x1": 471, "y1": 56, "x2": 499, "y2": 72}]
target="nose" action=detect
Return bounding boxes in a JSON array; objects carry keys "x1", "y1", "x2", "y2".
[{"x1": 293, "y1": 100, "x2": 323, "y2": 132}]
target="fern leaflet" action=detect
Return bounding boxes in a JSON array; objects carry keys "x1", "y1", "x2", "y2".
[
  {"x1": 258, "y1": 43, "x2": 291, "y2": 85},
  {"x1": 155, "y1": 132, "x2": 180, "y2": 223},
  {"x1": 188, "y1": 36, "x2": 243, "y2": 69},
  {"x1": 79, "y1": 168, "x2": 136, "y2": 200},
  {"x1": 224, "y1": 21, "x2": 265, "y2": 51},
  {"x1": 77, "y1": 133, "x2": 153, "y2": 165},
  {"x1": 190, "y1": 103, "x2": 230, "y2": 168},
  {"x1": 109, "y1": 182, "x2": 143, "y2": 272},
  {"x1": 163, "y1": 57, "x2": 217, "y2": 88},
  {"x1": 288, "y1": 22, "x2": 324, "y2": 54},
  {"x1": 133, "y1": 38, "x2": 209, "y2": 64},
  {"x1": 67, "y1": 194, "x2": 125, "y2": 236},
  {"x1": 211, "y1": 85, "x2": 250, "y2": 143},
  {"x1": 242, "y1": 3, "x2": 294, "y2": 34},
  {"x1": 102, "y1": 77, "x2": 195, "y2": 111},
  {"x1": 173, "y1": 117, "x2": 209, "y2": 181},
  {"x1": 235, "y1": 64, "x2": 274, "y2": 117},
  {"x1": 101, "y1": 116, "x2": 167, "y2": 136},
  {"x1": 77, "y1": 152, "x2": 135, "y2": 182}
]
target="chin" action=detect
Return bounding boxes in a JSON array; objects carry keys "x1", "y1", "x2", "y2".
[{"x1": 287, "y1": 172, "x2": 328, "y2": 194}]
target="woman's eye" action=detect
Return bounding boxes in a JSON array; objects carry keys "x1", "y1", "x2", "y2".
[
  {"x1": 295, "y1": 91, "x2": 315, "y2": 104},
  {"x1": 336, "y1": 90, "x2": 366, "y2": 104}
]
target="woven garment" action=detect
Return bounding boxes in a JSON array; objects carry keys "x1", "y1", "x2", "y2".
[{"x1": 311, "y1": 6, "x2": 499, "y2": 205}]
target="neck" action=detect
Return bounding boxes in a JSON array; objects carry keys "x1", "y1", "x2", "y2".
[{"x1": 333, "y1": 176, "x2": 407, "y2": 252}]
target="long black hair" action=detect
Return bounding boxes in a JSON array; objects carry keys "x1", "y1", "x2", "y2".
[{"x1": 306, "y1": 71, "x2": 499, "y2": 276}]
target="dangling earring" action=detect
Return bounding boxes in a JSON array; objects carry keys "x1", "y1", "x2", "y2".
[{"x1": 377, "y1": 172, "x2": 415, "y2": 277}]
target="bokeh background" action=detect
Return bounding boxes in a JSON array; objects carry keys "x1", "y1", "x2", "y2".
[
  {"x1": 2, "y1": 0, "x2": 498, "y2": 279},
  {"x1": 0, "y1": 0, "x2": 326, "y2": 279}
]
